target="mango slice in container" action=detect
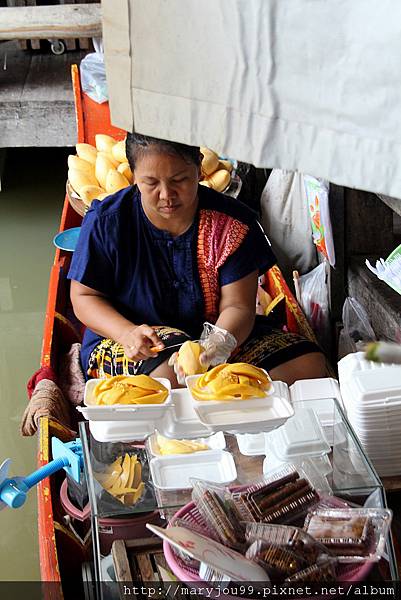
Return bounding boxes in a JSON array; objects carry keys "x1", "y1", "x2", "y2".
[
  {"x1": 156, "y1": 434, "x2": 209, "y2": 455},
  {"x1": 94, "y1": 453, "x2": 145, "y2": 505},
  {"x1": 191, "y1": 363, "x2": 271, "y2": 401},
  {"x1": 93, "y1": 374, "x2": 169, "y2": 405}
]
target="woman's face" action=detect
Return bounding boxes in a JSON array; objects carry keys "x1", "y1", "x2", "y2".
[{"x1": 134, "y1": 149, "x2": 201, "y2": 232}]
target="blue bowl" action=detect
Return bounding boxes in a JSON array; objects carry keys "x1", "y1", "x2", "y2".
[{"x1": 53, "y1": 227, "x2": 81, "y2": 252}]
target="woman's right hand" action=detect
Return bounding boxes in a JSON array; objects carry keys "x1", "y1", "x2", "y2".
[{"x1": 119, "y1": 324, "x2": 164, "y2": 361}]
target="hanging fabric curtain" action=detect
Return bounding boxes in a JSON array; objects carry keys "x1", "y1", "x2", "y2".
[{"x1": 102, "y1": 0, "x2": 401, "y2": 198}]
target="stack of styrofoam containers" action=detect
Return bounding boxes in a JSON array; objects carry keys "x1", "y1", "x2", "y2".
[{"x1": 338, "y1": 352, "x2": 401, "y2": 477}]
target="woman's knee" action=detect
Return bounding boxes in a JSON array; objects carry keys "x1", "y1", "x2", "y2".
[
  {"x1": 149, "y1": 358, "x2": 184, "y2": 388},
  {"x1": 268, "y1": 352, "x2": 327, "y2": 386}
]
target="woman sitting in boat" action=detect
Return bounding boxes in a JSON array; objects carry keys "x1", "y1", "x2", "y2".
[{"x1": 68, "y1": 133, "x2": 326, "y2": 387}]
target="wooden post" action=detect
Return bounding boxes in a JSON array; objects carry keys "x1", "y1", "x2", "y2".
[{"x1": 0, "y1": 4, "x2": 102, "y2": 40}]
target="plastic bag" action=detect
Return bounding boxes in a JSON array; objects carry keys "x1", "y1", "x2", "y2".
[
  {"x1": 296, "y1": 262, "x2": 330, "y2": 350},
  {"x1": 339, "y1": 297, "x2": 376, "y2": 356},
  {"x1": 303, "y1": 175, "x2": 335, "y2": 267},
  {"x1": 80, "y1": 51, "x2": 108, "y2": 104},
  {"x1": 260, "y1": 170, "x2": 318, "y2": 283}
]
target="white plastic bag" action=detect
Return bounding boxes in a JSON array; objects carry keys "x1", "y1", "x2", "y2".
[
  {"x1": 260, "y1": 170, "x2": 317, "y2": 282},
  {"x1": 80, "y1": 50, "x2": 108, "y2": 104},
  {"x1": 296, "y1": 262, "x2": 330, "y2": 350},
  {"x1": 339, "y1": 297, "x2": 376, "y2": 356}
]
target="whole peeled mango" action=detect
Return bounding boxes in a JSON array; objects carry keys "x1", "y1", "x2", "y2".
[{"x1": 177, "y1": 341, "x2": 208, "y2": 376}]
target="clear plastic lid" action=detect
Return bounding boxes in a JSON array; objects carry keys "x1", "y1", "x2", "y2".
[
  {"x1": 303, "y1": 507, "x2": 392, "y2": 562},
  {"x1": 245, "y1": 539, "x2": 311, "y2": 581},
  {"x1": 191, "y1": 480, "x2": 246, "y2": 550},
  {"x1": 230, "y1": 464, "x2": 319, "y2": 526},
  {"x1": 245, "y1": 522, "x2": 332, "y2": 565}
]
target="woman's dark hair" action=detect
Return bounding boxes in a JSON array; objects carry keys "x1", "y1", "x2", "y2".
[{"x1": 125, "y1": 132, "x2": 201, "y2": 170}]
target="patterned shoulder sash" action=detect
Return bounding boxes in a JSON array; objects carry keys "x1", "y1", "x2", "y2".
[{"x1": 197, "y1": 209, "x2": 249, "y2": 322}]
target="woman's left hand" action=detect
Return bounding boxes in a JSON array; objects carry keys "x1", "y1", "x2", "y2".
[{"x1": 199, "y1": 322, "x2": 237, "y2": 367}]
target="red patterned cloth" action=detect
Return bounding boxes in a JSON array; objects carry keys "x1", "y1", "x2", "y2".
[
  {"x1": 27, "y1": 366, "x2": 58, "y2": 399},
  {"x1": 197, "y1": 209, "x2": 248, "y2": 322}
]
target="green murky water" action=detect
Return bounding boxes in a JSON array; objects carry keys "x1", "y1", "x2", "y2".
[{"x1": 0, "y1": 147, "x2": 70, "y2": 580}]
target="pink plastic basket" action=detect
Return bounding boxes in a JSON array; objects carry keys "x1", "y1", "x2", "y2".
[{"x1": 163, "y1": 497, "x2": 375, "y2": 585}]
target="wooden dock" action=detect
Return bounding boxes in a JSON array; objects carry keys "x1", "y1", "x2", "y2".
[
  {"x1": 0, "y1": 41, "x2": 85, "y2": 147},
  {"x1": 0, "y1": 2, "x2": 101, "y2": 148}
]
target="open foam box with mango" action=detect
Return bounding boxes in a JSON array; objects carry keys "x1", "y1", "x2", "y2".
[
  {"x1": 77, "y1": 370, "x2": 295, "y2": 442},
  {"x1": 78, "y1": 374, "x2": 348, "y2": 493}
]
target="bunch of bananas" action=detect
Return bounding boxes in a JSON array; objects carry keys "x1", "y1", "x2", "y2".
[
  {"x1": 94, "y1": 453, "x2": 144, "y2": 505},
  {"x1": 68, "y1": 134, "x2": 133, "y2": 207},
  {"x1": 92, "y1": 375, "x2": 168, "y2": 405},
  {"x1": 191, "y1": 363, "x2": 271, "y2": 401}
]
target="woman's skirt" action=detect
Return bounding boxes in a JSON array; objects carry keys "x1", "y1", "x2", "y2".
[{"x1": 86, "y1": 317, "x2": 321, "y2": 379}]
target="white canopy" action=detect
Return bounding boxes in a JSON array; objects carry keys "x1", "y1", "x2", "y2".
[{"x1": 103, "y1": 0, "x2": 401, "y2": 197}]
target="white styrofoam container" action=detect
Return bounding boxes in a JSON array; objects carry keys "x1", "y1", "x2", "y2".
[
  {"x1": 149, "y1": 450, "x2": 237, "y2": 490},
  {"x1": 290, "y1": 377, "x2": 343, "y2": 404},
  {"x1": 341, "y1": 367, "x2": 401, "y2": 407},
  {"x1": 88, "y1": 419, "x2": 159, "y2": 442},
  {"x1": 186, "y1": 375, "x2": 293, "y2": 434},
  {"x1": 194, "y1": 397, "x2": 294, "y2": 435},
  {"x1": 147, "y1": 431, "x2": 226, "y2": 456},
  {"x1": 160, "y1": 388, "x2": 212, "y2": 439},
  {"x1": 266, "y1": 408, "x2": 330, "y2": 460},
  {"x1": 262, "y1": 453, "x2": 287, "y2": 476},
  {"x1": 289, "y1": 378, "x2": 344, "y2": 434},
  {"x1": 78, "y1": 377, "x2": 173, "y2": 421},
  {"x1": 186, "y1": 371, "x2": 273, "y2": 406},
  {"x1": 236, "y1": 433, "x2": 266, "y2": 456},
  {"x1": 338, "y1": 351, "x2": 394, "y2": 387}
]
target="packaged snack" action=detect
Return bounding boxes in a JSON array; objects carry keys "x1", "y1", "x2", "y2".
[
  {"x1": 232, "y1": 467, "x2": 319, "y2": 525},
  {"x1": 304, "y1": 508, "x2": 392, "y2": 562},
  {"x1": 245, "y1": 522, "x2": 330, "y2": 565},
  {"x1": 192, "y1": 480, "x2": 245, "y2": 550},
  {"x1": 284, "y1": 557, "x2": 337, "y2": 583},
  {"x1": 246, "y1": 539, "x2": 308, "y2": 581}
]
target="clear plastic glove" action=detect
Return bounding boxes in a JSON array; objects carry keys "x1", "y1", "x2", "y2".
[{"x1": 199, "y1": 322, "x2": 237, "y2": 368}]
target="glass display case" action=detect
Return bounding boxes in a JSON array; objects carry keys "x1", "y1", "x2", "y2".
[{"x1": 79, "y1": 396, "x2": 398, "y2": 594}]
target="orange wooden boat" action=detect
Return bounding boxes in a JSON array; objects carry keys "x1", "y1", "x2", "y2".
[{"x1": 36, "y1": 65, "x2": 315, "y2": 598}]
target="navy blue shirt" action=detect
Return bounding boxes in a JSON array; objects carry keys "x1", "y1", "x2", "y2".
[{"x1": 68, "y1": 186, "x2": 276, "y2": 371}]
